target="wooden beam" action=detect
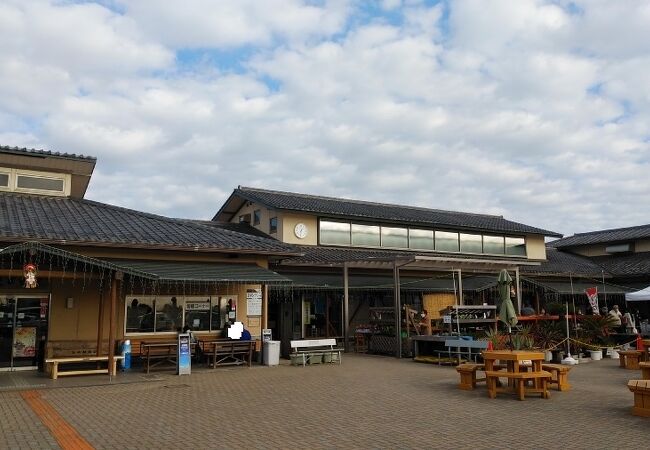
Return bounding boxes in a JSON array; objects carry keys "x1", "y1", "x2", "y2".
[
  {"x1": 96, "y1": 289, "x2": 105, "y2": 357},
  {"x1": 262, "y1": 284, "x2": 268, "y2": 330},
  {"x1": 108, "y1": 272, "x2": 122, "y2": 377},
  {"x1": 342, "y1": 264, "x2": 349, "y2": 350},
  {"x1": 0, "y1": 270, "x2": 101, "y2": 279},
  {"x1": 394, "y1": 262, "x2": 401, "y2": 358}
]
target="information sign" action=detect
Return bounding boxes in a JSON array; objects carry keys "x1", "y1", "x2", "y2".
[
  {"x1": 246, "y1": 289, "x2": 262, "y2": 316},
  {"x1": 177, "y1": 333, "x2": 191, "y2": 375}
]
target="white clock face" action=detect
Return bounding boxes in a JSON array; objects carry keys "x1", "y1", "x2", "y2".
[{"x1": 294, "y1": 223, "x2": 308, "y2": 239}]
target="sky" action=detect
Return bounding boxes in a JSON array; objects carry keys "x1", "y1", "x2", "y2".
[{"x1": 1, "y1": 0, "x2": 650, "y2": 237}]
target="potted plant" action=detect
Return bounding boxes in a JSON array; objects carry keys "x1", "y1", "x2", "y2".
[
  {"x1": 532, "y1": 321, "x2": 564, "y2": 361},
  {"x1": 579, "y1": 315, "x2": 618, "y2": 360}
]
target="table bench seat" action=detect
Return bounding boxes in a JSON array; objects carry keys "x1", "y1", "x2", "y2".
[
  {"x1": 639, "y1": 362, "x2": 650, "y2": 380},
  {"x1": 542, "y1": 363, "x2": 572, "y2": 391},
  {"x1": 45, "y1": 356, "x2": 124, "y2": 380},
  {"x1": 628, "y1": 379, "x2": 650, "y2": 417},
  {"x1": 486, "y1": 370, "x2": 552, "y2": 401}
]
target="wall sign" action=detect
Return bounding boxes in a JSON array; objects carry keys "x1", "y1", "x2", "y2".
[{"x1": 246, "y1": 289, "x2": 262, "y2": 316}]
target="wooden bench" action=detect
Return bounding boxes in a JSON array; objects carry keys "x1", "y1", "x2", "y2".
[
  {"x1": 627, "y1": 379, "x2": 650, "y2": 417},
  {"x1": 45, "y1": 356, "x2": 124, "y2": 380},
  {"x1": 542, "y1": 363, "x2": 572, "y2": 391},
  {"x1": 640, "y1": 362, "x2": 650, "y2": 380},
  {"x1": 486, "y1": 370, "x2": 552, "y2": 401},
  {"x1": 202, "y1": 340, "x2": 255, "y2": 368},
  {"x1": 290, "y1": 339, "x2": 343, "y2": 367},
  {"x1": 440, "y1": 339, "x2": 488, "y2": 363},
  {"x1": 619, "y1": 350, "x2": 643, "y2": 370}
]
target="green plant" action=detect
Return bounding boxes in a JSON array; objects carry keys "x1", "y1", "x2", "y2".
[
  {"x1": 532, "y1": 321, "x2": 564, "y2": 350},
  {"x1": 511, "y1": 325, "x2": 535, "y2": 350},
  {"x1": 483, "y1": 328, "x2": 508, "y2": 350},
  {"x1": 579, "y1": 315, "x2": 618, "y2": 347}
]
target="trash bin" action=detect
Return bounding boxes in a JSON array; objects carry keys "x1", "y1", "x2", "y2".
[{"x1": 263, "y1": 340, "x2": 280, "y2": 366}]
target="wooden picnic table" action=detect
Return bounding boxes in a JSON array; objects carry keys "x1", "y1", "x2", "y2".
[{"x1": 482, "y1": 350, "x2": 550, "y2": 400}]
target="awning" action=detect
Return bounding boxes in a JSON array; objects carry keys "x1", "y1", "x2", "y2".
[
  {"x1": 625, "y1": 286, "x2": 650, "y2": 302},
  {"x1": 524, "y1": 278, "x2": 630, "y2": 295},
  {"x1": 107, "y1": 259, "x2": 291, "y2": 285},
  {"x1": 277, "y1": 273, "x2": 496, "y2": 291}
]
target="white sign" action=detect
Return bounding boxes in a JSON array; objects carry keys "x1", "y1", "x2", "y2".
[
  {"x1": 443, "y1": 315, "x2": 452, "y2": 324},
  {"x1": 186, "y1": 302, "x2": 210, "y2": 311},
  {"x1": 246, "y1": 289, "x2": 262, "y2": 316}
]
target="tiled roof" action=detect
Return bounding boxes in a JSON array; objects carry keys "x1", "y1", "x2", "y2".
[
  {"x1": 549, "y1": 224, "x2": 650, "y2": 248},
  {"x1": 520, "y1": 247, "x2": 609, "y2": 277},
  {"x1": 277, "y1": 245, "x2": 529, "y2": 266},
  {"x1": 0, "y1": 192, "x2": 299, "y2": 255},
  {"x1": 0, "y1": 145, "x2": 96, "y2": 161},
  {"x1": 589, "y1": 252, "x2": 650, "y2": 278},
  {"x1": 217, "y1": 187, "x2": 561, "y2": 237}
]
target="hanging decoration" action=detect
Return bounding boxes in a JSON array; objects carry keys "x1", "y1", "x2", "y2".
[{"x1": 24, "y1": 262, "x2": 38, "y2": 288}]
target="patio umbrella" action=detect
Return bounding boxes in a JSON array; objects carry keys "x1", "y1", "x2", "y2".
[{"x1": 497, "y1": 269, "x2": 518, "y2": 347}]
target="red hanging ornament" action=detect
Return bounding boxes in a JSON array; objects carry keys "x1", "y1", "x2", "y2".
[{"x1": 23, "y1": 263, "x2": 38, "y2": 289}]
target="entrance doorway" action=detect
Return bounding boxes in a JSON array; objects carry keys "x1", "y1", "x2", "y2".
[{"x1": 0, "y1": 295, "x2": 49, "y2": 371}]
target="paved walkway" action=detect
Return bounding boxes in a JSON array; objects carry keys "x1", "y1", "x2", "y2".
[{"x1": 1, "y1": 355, "x2": 648, "y2": 449}]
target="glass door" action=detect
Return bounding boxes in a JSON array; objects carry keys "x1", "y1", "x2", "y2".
[{"x1": 0, "y1": 296, "x2": 49, "y2": 371}]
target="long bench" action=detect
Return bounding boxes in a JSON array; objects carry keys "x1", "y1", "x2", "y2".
[
  {"x1": 290, "y1": 339, "x2": 343, "y2": 367},
  {"x1": 202, "y1": 339, "x2": 255, "y2": 368},
  {"x1": 45, "y1": 355, "x2": 124, "y2": 380},
  {"x1": 486, "y1": 370, "x2": 552, "y2": 401}
]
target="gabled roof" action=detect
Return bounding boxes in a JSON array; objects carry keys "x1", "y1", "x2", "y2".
[
  {"x1": 520, "y1": 247, "x2": 610, "y2": 277},
  {"x1": 214, "y1": 186, "x2": 562, "y2": 237},
  {"x1": 0, "y1": 145, "x2": 95, "y2": 162},
  {"x1": 0, "y1": 192, "x2": 300, "y2": 256},
  {"x1": 549, "y1": 224, "x2": 650, "y2": 248}
]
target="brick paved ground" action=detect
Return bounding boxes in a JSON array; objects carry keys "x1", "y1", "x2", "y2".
[{"x1": 1, "y1": 355, "x2": 649, "y2": 449}]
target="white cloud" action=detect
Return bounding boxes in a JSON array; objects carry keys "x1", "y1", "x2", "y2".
[{"x1": 0, "y1": 0, "x2": 649, "y2": 236}]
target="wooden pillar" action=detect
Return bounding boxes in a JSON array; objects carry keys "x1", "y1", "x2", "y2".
[
  {"x1": 393, "y1": 262, "x2": 401, "y2": 358},
  {"x1": 96, "y1": 289, "x2": 105, "y2": 357},
  {"x1": 343, "y1": 263, "x2": 350, "y2": 353},
  {"x1": 325, "y1": 297, "x2": 331, "y2": 338},
  {"x1": 108, "y1": 272, "x2": 122, "y2": 377},
  {"x1": 457, "y1": 269, "x2": 464, "y2": 305},
  {"x1": 262, "y1": 285, "x2": 269, "y2": 330}
]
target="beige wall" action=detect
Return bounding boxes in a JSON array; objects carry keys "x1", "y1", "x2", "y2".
[
  {"x1": 525, "y1": 235, "x2": 547, "y2": 260},
  {"x1": 633, "y1": 239, "x2": 650, "y2": 252},
  {"x1": 281, "y1": 213, "x2": 318, "y2": 245},
  {"x1": 228, "y1": 201, "x2": 277, "y2": 237}
]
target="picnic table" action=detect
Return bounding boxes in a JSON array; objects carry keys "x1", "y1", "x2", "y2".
[{"x1": 482, "y1": 350, "x2": 551, "y2": 400}]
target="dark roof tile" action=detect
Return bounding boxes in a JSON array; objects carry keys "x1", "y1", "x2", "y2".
[
  {"x1": 0, "y1": 192, "x2": 299, "y2": 255},
  {"x1": 550, "y1": 224, "x2": 650, "y2": 248},
  {"x1": 218, "y1": 187, "x2": 561, "y2": 237},
  {"x1": 0, "y1": 144, "x2": 96, "y2": 161}
]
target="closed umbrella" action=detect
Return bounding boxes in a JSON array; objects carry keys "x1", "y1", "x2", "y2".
[{"x1": 497, "y1": 269, "x2": 518, "y2": 348}]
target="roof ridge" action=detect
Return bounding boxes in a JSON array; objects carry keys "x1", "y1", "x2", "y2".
[
  {"x1": 570, "y1": 223, "x2": 650, "y2": 238},
  {"x1": 0, "y1": 144, "x2": 96, "y2": 161},
  {"x1": 237, "y1": 186, "x2": 505, "y2": 219}
]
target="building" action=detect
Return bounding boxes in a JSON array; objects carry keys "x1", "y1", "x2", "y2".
[
  {"x1": 214, "y1": 186, "x2": 564, "y2": 355},
  {"x1": 550, "y1": 225, "x2": 650, "y2": 318},
  {"x1": 0, "y1": 147, "x2": 300, "y2": 372}
]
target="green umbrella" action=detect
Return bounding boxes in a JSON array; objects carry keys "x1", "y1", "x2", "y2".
[{"x1": 497, "y1": 269, "x2": 518, "y2": 329}]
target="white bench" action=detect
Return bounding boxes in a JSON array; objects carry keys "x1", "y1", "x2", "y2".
[
  {"x1": 439, "y1": 339, "x2": 488, "y2": 363},
  {"x1": 45, "y1": 355, "x2": 124, "y2": 380},
  {"x1": 290, "y1": 339, "x2": 343, "y2": 367}
]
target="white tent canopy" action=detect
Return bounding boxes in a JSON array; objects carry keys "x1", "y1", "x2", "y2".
[{"x1": 625, "y1": 286, "x2": 650, "y2": 302}]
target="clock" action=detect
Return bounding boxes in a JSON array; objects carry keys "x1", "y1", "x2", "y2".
[{"x1": 294, "y1": 222, "x2": 308, "y2": 239}]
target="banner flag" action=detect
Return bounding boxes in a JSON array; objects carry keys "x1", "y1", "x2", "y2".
[{"x1": 585, "y1": 287, "x2": 599, "y2": 314}]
